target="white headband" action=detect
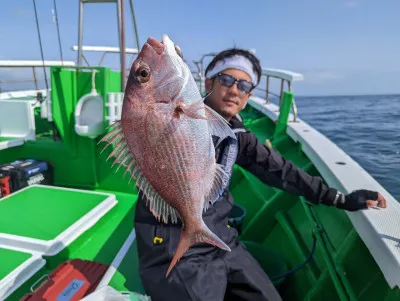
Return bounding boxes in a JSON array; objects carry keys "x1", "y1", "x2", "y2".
[{"x1": 205, "y1": 55, "x2": 258, "y2": 85}]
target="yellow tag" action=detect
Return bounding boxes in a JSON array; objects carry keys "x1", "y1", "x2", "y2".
[
  {"x1": 153, "y1": 237, "x2": 163, "y2": 244},
  {"x1": 227, "y1": 225, "x2": 231, "y2": 228}
]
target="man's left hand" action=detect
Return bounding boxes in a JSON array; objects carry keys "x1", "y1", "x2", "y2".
[
  {"x1": 337, "y1": 190, "x2": 388, "y2": 211},
  {"x1": 366, "y1": 192, "x2": 387, "y2": 209}
]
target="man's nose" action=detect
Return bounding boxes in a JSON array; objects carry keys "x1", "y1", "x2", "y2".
[{"x1": 227, "y1": 82, "x2": 240, "y2": 95}]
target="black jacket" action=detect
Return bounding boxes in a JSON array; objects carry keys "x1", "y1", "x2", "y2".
[{"x1": 230, "y1": 115, "x2": 338, "y2": 206}]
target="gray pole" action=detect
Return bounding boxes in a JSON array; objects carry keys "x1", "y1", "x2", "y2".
[{"x1": 77, "y1": 1, "x2": 84, "y2": 66}]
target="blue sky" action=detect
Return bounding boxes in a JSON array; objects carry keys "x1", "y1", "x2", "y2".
[{"x1": 1, "y1": 0, "x2": 399, "y2": 96}]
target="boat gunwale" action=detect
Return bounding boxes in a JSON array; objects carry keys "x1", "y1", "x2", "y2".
[{"x1": 248, "y1": 95, "x2": 400, "y2": 289}]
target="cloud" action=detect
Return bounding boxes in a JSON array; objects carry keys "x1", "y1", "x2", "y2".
[
  {"x1": 14, "y1": 8, "x2": 29, "y2": 17},
  {"x1": 342, "y1": 1, "x2": 359, "y2": 8},
  {"x1": 300, "y1": 70, "x2": 345, "y2": 83}
]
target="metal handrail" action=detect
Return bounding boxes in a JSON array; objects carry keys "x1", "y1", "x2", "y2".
[
  {"x1": 77, "y1": 0, "x2": 140, "y2": 91},
  {"x1": 192, "y1": 52, "x2": 217, "y2": 94},
  {"x1": 0, "y1": 61, "x2": 75, "y2": 67},
  {"x1": 71, "y1": 45, "x2": 138, "y2": 67},
  {"x1": 0, "y1": 60, "x2": 75, "y2": 91},
  {"x1": 261, "y1": 68, "x2": 303, "y2": 122},
  {"x1": 263, "y1": 75, "x2": 300, "y2": 122}
]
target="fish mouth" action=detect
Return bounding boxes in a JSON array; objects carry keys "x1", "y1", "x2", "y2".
[
  {"x1": 145, "y1": 37, "x2": 165, "y2": 55},
  {"x1": 156, "y1": 99, "x2": 171, "y2": 104},
  {"x1": 144, "y1": 35, "x2": 183, "y2": 59}
]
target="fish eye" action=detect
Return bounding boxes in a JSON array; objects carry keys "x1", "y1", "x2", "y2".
[
  {"x1": 140, "y1": 69, "x2": 149, "y2": 78},
  {"x1": 136, "y1": 66, "x2": 150, "y2": 83}
]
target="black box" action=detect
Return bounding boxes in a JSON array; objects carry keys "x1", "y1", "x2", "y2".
[{"x1": 0, "y1": 159, "x2": 54, "y2": 192}]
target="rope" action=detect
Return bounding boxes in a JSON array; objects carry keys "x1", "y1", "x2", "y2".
[
  {"x1": 52, "y1": 0, "x2": 64, "y2": 63},
  {"x1": 129, "y1": 0, "x2": 140, "y2": 51},
  {"x1": 128, "y1": 0, "x2": 140, "y2": 68},
  {"x1": 269, "y1": 234, "x2": 317, "y2": 280},
  {"x1": 32, "y1": 0, "x2": 60, "y2": 141},
  {"x1": 91, "y1": 69, "x2": 98, "y2": 94},
  {"x1": 32, "y1": 0, "x2": 49, "y2": 92}
]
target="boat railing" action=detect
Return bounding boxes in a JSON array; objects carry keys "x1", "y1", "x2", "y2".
[
  {"x1": 255, "y1": 68, "x2": 304, "y2": 122},
  {"x1": 76, "y1": 0, "x2": 141, "y2": 91},
  {"x1": 192, "y1": 52, "x2": 218, "y2": 89},
  {"x1": 70, "y1": 45, "x2": 138, "y2": 68},
  {"x1": 0, "y1": 60, "x2": 75, "y2": 93}
]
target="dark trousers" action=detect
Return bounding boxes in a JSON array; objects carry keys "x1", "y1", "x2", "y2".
[
  {"x1": 135, "y1": 221, "x2": 282, "y2": 301},
  {"x1": 134, "y1": 190, "x2": 282, "y2": 301}
]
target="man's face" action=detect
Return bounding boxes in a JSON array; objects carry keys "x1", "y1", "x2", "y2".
[{"x1": 205, "y1": 68, "x2": 253, "y2": 121}]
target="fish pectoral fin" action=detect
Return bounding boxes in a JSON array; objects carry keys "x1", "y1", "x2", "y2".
[
  {"x1": 204, "y1": 105, "x2": 236, "y2": 140},
  {"x1": 204, "y1": 163, "x2": 228, "y2": 209},
  {"x1": 173, "y1": 99, "x2": 207, "y2": 120}
]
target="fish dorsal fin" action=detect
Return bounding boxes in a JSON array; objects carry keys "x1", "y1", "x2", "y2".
[
  {"x1": 204, "y1": 105, "x2": 236, "y2": 140},
  {"x1": 99, "y1": 122, "x2": 180, "y2": 224}
]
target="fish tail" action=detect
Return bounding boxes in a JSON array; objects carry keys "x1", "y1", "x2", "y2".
[{"x1": 165, "y1": 224, "x2": 231, "y2": 277}]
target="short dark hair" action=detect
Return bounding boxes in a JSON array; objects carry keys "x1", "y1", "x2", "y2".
[{"x1": 204, "y1": 48, "x2": 262, "y2": 85}]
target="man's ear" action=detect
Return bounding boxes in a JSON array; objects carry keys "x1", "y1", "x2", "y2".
[{"x1": 205, "y1": 78, "x2": 213, "y2": 92}]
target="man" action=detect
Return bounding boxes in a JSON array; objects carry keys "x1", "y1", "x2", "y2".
[{"x1": 134, "y1": 48, "x2": 387, "y2": 301}]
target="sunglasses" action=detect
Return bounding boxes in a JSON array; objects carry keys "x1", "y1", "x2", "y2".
[{"x1": 214, "y1": 73, "x2": 254, "y2": 94}]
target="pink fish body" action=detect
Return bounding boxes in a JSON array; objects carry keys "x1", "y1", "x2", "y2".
[{"x1": 100, "y1": 35, "x2": 236, "y2": 277}]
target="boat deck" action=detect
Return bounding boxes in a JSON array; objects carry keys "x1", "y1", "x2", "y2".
[{"x1": 0, "y1": 185, "x2": 139, "y2": 300}]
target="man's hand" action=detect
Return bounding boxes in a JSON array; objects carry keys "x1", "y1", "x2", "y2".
[
  {"x1": 366, "y1": 192, "x2": 387, "y2": 209},
  {"x1": 335, "y1": 190, "x2": 388, "y2": 212}
]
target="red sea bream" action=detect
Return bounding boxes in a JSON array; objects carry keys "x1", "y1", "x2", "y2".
[{"x1": 100, "y1": 34, "x2": 236, "y2": 277}]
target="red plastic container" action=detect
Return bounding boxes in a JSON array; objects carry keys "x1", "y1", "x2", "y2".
[
  {"x1": 20, "y1": 259, "x2": 109, "y2": 301},
  {"x1": 0, "y1": 174, "x2": 11, "y2": 198}
]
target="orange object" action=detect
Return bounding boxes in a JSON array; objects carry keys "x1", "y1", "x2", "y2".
[
  {"x1": 20, "y1": 259, "x2": 109, "y2": 301},
  {"x1": 0, "y1": 175, "x2": 10, "y2": 197}
]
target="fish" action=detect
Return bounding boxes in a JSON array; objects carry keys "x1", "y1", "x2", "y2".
[{"x1": 99, "y1": 34, "x2": 236, "y2": 277}]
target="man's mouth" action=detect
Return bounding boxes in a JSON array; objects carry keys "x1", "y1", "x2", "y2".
[{"x1": 223, "y1": 99, "x2": 239, "y2": 105}]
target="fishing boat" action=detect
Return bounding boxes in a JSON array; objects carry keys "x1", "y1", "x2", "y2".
[{"x1": 0, "y1": 1, "x2": 399, "y2": 300}]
